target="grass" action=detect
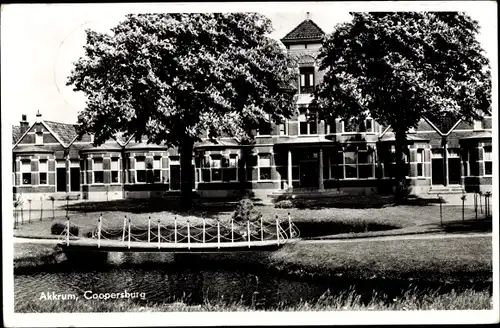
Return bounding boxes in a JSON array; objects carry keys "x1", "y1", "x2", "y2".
[
  {"x1": 13, "y1": 198, "x2": 485, "y2": 240},
  {"x1": 270, "y1": 237, "x2": 492, "y2": 281},
  {"x1": 14, "y1": 287, "x2": 492, "y2": 312},
  {"x1": 184, "y1": 236, "x2": 493, "y2": 284}
]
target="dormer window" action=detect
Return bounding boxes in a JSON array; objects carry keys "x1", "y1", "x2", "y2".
[{"x1": 299, "y1": 67, "x2": 315, "y2": 94}]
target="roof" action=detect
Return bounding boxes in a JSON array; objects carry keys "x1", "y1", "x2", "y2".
[
  {"x1": 379, "y1": 133, "x2": 430, "y2": 142},
  {"x1": 460, "y1": 131, "x2": 492, "y2": 140},
  {"x1": 44, "y1": 120, "x2": 78, "y2": 146},
  {"x1": 281, "y1": 19, "x2": 325, "y2": 42},
  {"x1": 274, "y1": 136, "x2": 331, "y2": 146},
  {"x1": 426, "y1": 116, "x2": 460, "y2": 135},
  {"x1": 80, "y1": 142, "x2": 123, "y2": 152},
  {"x1": 13, "y1": 145, "x2": 54, "y2": 153},
  {"x1": 12, "y1": 126, "x2": 22, "y2": 144},
  {"x1": 194, "y1": 139, "x2": 240, "y2": 149}
]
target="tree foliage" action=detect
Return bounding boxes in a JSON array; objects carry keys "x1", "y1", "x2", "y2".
[
  {"x1": 67, "y1": 13, "x2": 297, "y2": 207},
  {"x1": 311, "y1": 12, "x2": 491, "y2": 200},
  {"x1": 312, "y1": 12, "x2": 491, "y2": 129},
  {"x1": 68, "y1": 13, "x2": 296, "y2": 145}
]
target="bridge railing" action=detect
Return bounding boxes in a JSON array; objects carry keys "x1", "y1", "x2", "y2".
[{"x1": 59, "y1": 213, "x2": 300, "y2": 249}]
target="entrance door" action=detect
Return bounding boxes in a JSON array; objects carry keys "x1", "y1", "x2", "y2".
[
  {"x1": 448, "y1": 158, "x2": 461, "y2": 185},
  {"x1": 431, "y1": 159, "x2": 444, "y2": 185},
  {"x1": 70, "y1": 167, "x2": 80, "y2": 192},
  {"x1": 299, "y1": 161, "x2": 319, "y2": 188},
  {"x1": 56, "y1": 168, "x2": 67, "y2": 192}
]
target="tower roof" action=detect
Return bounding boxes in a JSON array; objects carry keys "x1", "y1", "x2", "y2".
[{"x1": 281, "y1": 18, "x2": 325, "y2": 43}]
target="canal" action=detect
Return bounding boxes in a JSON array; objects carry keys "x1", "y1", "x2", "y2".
[{"x1": 14, "y1": 250, "x2": 491, "y2": 310}]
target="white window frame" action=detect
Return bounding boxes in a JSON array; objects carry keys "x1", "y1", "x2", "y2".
[
  {"x1": 342, "y1": 118, "x2": 375, "y2": 134},
  {"x1": 279, "y1": 119, "x2": 288, "y2": 136},
  {"x1": 39, "y1": 159, "x2": 48, "y2": 185},
  {"x1": 416, "y1": 149, "x2": 425, "y2": 177},
  {"x1": 110, "y1": 158, "x2": 120, "y2": 184},
  {"x1": 483, "y1": 146, "x2": 492, "y2": 176},
  {"x1": 258, "y1": 153, "x2": 272, "y2": 181},
  {"x1": 93, "y1": 158, "x2": 104, "y2": 184},
  {"x1": 299, "y1": 109, "x2": 318, "y2": 136},
  {"x1": 21, "y1": 160, "x2": 31, "y2": 185}
]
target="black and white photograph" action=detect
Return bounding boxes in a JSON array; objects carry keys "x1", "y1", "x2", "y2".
[{"x1": 2, "y1": 1, "x2": 498, "y2": 326}]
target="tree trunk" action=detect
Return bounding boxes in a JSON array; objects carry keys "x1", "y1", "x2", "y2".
[
  {"x1": 179, "y1": 139, "x2": 195, "y2": 210},
  {"x1": 394, "y1": 129, "x2": 408, "y2": 203}
]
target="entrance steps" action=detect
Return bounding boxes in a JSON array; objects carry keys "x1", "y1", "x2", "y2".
[
  {"x1": 268, "y1": 188, "x2": 348, "y2": 200},
  {"x1": 428, "y1": 186, "x2": 465, "y2": 195}
]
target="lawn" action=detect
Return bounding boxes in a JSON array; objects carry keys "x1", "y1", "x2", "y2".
[
  {"x1": 13, "y1": 197, "x2": 483, "y2": 240},
  {"x1": 269, "y1": 236, "x2": 492, "y2": 281}
]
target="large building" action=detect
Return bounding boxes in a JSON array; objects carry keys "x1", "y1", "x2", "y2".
[{"x1": 12, "y1": 17, "x2": 493, "y2": 202}]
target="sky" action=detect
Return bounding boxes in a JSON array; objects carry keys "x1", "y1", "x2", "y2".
[{"x1": 1, "y1": 1, "x2": 497, "y2": 126}]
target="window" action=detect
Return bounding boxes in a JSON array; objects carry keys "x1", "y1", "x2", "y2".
[
  {"x1": 258, "y1": 154, "x2": 272, "y2": 180},
  {"x1": 223, "y1": 154, "x2": 238, "y2": 181},
  {"x1": 279, "y1": 120, "x2": 287, "y2": 136},
  {"x1": 468, "y1": 148, "x2": 479, "y2": 176},
  {"x1": 343, "y1": 119, "x2": 374, "y2": 133},
  {"x1": 152, "y1": 157, "x2": 161, "y2": 182},
  {"x1": 299, "y1": 67, "x2": 314, "y2": 94},
  {"x1": 329, "y1": 149, "x2": 344, "y2": 179},
  {"x1": 35, "y1": 133, "x2": 43, "y2": 145},
  {"x1": 21, "y1": 160, "x2": 31, "y2": 185},
  {"x1": 39, "y1": 160, "x2": 48, "y2": 184},
  {"x1": 111, "y1": 158, "x2": 119, "y2": 183},
  {"x1": 358, "y1": 147, "x2": 375, "y2": 178},
  {"x1": 210, "y1": 154, "x2": 222, "y2": 181},
  {"x1": 384, "y1": 146, "x2": 409, "y2": 178},
  {"x1": 417, "y1": 149, "x2": 424, "y2": 177},
  {"x1": 299, "y1": 110, "x2": 317, "y2": 135},
  {"x1": 473, "y1": 120, "x2": 483, "y2": 130},
  {"x1": 338, "y1": 146, "x2": 375, "y2": 179},
  {"x1": 257, "y1": 114, "x2": 272, "y2": 136},
  {"x1": 484, "y1": 146, "x2": 492, "y2": 175},
  {"x1": 93, "y1": 158, "x2": 104, "y2": 183},
  {"x1": 135, "y1": 157, "x2": 146, "y2": 182}
]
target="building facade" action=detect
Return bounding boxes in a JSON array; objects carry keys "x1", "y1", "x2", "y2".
[{"x1": 12, "y1": 17, "x2": 493, "y2": 201}]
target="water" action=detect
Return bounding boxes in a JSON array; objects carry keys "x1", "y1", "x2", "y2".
[{"x1": 14, "y1": 251, "x2": 490, "y2": 310}]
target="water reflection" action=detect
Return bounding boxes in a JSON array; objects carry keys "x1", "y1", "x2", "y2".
[{"x1": 14, "y1": 251, "x2": 490, "y2": 310}]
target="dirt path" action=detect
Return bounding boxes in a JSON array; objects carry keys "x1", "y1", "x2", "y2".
[
  {"x1": 13, "y1": 232, "x2": 491, "y2": 246},
  {"x1": 301, "y1": 232, "x2": 492, "y2": 244}
]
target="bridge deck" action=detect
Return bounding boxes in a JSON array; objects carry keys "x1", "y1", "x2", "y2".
[{"x1": 19, "y1": 237, "x2": 300, "y2": 253}]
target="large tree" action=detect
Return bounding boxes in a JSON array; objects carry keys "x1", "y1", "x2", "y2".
[
  {"x1": 68, "y1": 13, "x2": 296, "y2": 208},
  {"x1": 311, "y1": 12, "x2": 491, "y2": 201}
]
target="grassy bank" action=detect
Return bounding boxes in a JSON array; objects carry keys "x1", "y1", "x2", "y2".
[
  {"x1": 15, "y1": 288, "x2": 492, "y2": 312},
  {"x1": 184, "y1": 236, "x2": 493, "y2": 284},
  {"x1": 13, "y1": 199, "x2": 482, "y2": 240}
]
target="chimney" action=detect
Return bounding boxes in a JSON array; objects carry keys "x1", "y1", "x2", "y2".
[{"x1": 20, "y1": 114, "x2": 29, "y2": 134}]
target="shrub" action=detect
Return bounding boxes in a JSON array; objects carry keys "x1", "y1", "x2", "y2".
[
  {"x1": 232, "y1": 197, "x2": 262, "y2": 224},
  {"x1": 274, "y1": 200, "x2": 294, "y2": 209},
  {"x1": 51, "y1": 221, "x2": 79, "y2": 236}
]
